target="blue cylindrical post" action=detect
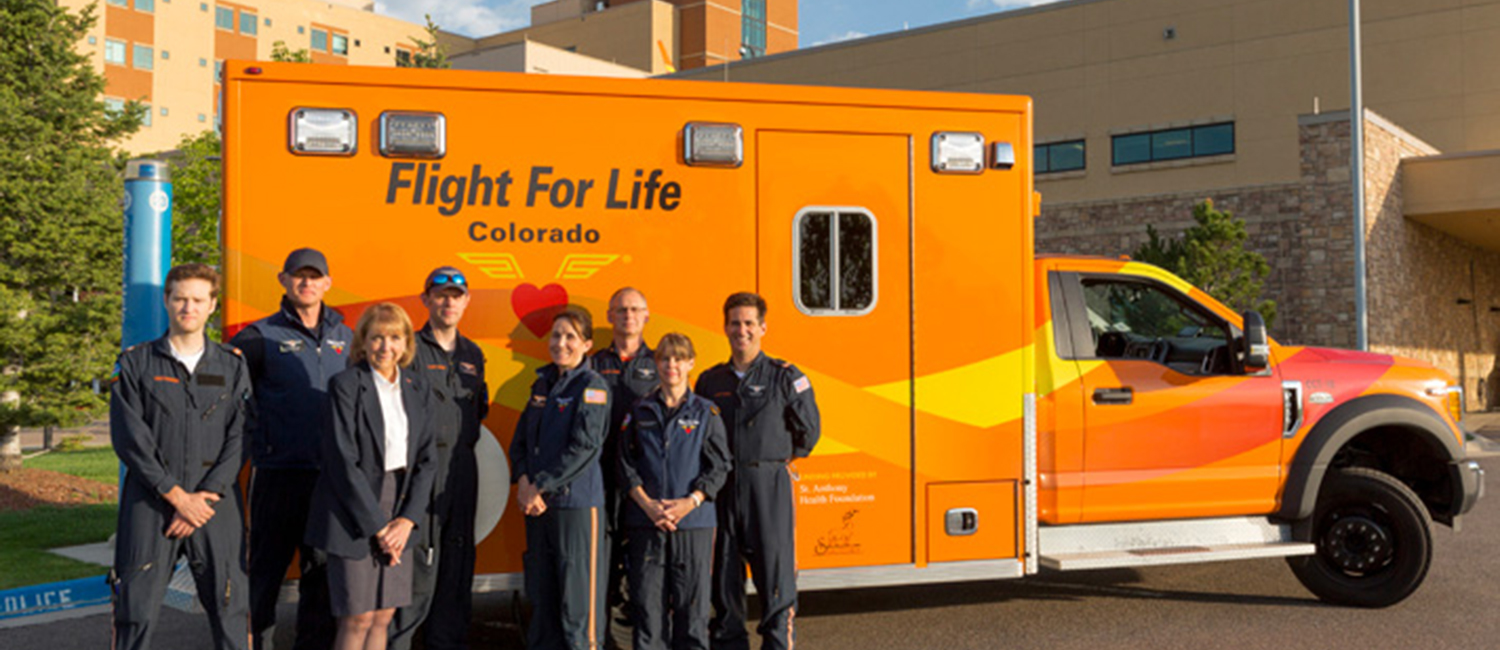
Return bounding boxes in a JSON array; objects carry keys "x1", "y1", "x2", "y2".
[{"x1": 122, "y1": 159, "x2": 173, "y2": 350}]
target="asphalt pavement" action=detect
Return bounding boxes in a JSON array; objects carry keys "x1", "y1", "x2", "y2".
[{"x1": 6, "y1": 446, "x2": 1500, "y2": 649}]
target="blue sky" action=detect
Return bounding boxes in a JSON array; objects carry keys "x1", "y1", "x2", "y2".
[{"x1": 374, "y1": 1, "x2": 1065, "y2": 47}]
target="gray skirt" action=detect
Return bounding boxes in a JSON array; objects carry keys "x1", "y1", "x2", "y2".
[{"x1": 329, "y1": 470, "x2": 413, "y2": 617}]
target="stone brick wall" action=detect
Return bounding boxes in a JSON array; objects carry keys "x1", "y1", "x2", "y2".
[
  {"x1": 1037, "y1": 110, "x2": 1500, "y2": 410},
  {"x1": 1363, "y1": 117, "x2": 1500, "y2": 411}
]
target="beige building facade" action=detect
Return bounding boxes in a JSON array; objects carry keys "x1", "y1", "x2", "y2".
[
  {"x1": 673, "y1": 0, "x2": 1500, "y2": 411},
  {"x1": 441, "y1": 0, "x2": 798, "y2": 76},
  {"x1": 64, "y1": 0, "x2": 429, "y2": 153}
]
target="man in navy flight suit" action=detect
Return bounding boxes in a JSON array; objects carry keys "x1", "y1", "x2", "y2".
[
  {"x1": 591, "y1": 286, "x2": 657, "y2": 648},
  {"x1": 696, "y1": 292, "x2": 820, "y2": 650},
  {"x1": 110, "y1": 263, "x2": 252, "y2": 650},
  {"x1": 230, "y1": 248, "x2": 352, "y2": 650},
  {"x1": 390, "y1": 266, "x2": 490, "y2": 650}
]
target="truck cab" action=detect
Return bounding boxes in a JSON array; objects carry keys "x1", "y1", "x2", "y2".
[{"x1": 1035, "y1": 255, "x2": 1484, "y2": 606}]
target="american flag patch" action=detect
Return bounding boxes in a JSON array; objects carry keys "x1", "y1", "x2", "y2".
[
  {"x1": 793, "y1": 375, "x2": 811, "y2": 394},
  {"x1": 584, "y1": 388, "x2": 607, "y2": 405}
]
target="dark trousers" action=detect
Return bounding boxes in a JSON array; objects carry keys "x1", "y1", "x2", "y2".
[
  {"x1": 390, "y1": 465, "x2": 478, "y2": 650},
  {"x1": 112, "y1": 483, "x2": 248, "y2": 650},
  {"x1": 524, "y1": 506, "x2": 609, "y2": 650},
  {"x1": 627, "y1": 527, "x2": 713, "y2": 650},
  {"x1": 710, "y1": 465, "x2": 797, "y2": 650},
  {"x1": 248, "y1": 468, "x2": 334, "y2": 650}
]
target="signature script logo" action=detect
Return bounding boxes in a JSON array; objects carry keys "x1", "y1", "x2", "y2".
[{"x1": 814, "y1": 509, "x2": 861, "y2": 556}]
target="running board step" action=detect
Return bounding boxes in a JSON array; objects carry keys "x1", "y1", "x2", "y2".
[{"x1": 1040, "y1": 541, "x2": 1315, "y2": 571}]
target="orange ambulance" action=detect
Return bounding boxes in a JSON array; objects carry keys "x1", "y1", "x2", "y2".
[{"x1": 221, "y1": 62, "x2": 1482, "y2": 608}]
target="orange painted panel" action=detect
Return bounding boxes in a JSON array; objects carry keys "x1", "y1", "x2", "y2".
[
  {"x1": 927, "y1": 481, "x2": 1017, "y2": 564},
  {"x1": 222, "y1": 63, "x2": 1034, "y2": 577},
  {"x1": 105, "y1": 4, "x2": 153, "y2": 45}
]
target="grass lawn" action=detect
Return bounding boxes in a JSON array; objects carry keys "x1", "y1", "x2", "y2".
[
  {"x1": 0, "y1": 504, "x2": 117, "y2": 590},
  {"x1": 28, "y1": 447, "x2": 120, "y2": 485}
]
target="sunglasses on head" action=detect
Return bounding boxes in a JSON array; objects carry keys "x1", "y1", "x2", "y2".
[{"x1": 429, "y1": 273, "x2": 467, "y2": 287}]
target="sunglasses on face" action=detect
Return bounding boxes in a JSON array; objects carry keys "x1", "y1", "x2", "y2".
[{"x1": 429, "y1": 273, "x2": 467, "y2": 287}]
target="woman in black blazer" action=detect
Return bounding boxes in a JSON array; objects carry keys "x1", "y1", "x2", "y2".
[{"x1": 306, "y1": 303, "x2": 436, "y2": 650}]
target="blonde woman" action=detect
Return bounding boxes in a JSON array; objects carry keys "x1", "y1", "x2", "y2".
[{"x1": 306, "y1": 303, "x2": 437, "y2": 650}]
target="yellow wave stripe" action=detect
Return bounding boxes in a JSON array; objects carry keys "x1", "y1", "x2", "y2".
[{"x1": 863, "y1": 347, "x2": 1028, "y2": 429}]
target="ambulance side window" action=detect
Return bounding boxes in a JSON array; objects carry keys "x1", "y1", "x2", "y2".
[{"x1": 794, "y1": 208, "x2": 877, "y2": 316}]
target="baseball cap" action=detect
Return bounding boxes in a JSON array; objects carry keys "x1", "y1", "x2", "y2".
[
  {"x1": 282, "y1": 248, "x2": 329, "y2": 276},
  {"x1": 424, "y1": 266, "x2": 469, "y2": 295}
]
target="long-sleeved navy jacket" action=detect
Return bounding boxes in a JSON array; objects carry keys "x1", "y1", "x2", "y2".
[
  {"x1": 617, "y1": 390, "x2": 731, "y2": 530},
  {"x1": 509, "y1": 364, "x2": 611, "y2": 510}
]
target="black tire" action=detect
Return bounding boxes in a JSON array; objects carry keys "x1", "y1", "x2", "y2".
[{"x1": 1287, "y1": 466, "x2": 1432, "y2": 608}]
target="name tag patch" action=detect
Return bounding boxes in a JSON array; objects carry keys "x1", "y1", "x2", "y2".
[{"x1": 196, "y1": 374, "x2": 226, "y2": 387}]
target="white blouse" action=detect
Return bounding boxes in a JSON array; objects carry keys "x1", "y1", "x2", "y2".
[{"x1": 372, "y1": 369, "x2": 409, "y2": 472}]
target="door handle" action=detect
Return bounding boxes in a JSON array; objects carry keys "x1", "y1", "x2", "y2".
[{"x1": 1093, "y1": 387, "x2": 1133, "y2": 405}]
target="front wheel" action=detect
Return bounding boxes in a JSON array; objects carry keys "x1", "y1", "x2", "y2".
[{"x1": 1287, "y1": 467, "x2": 1433, "y2": 608}]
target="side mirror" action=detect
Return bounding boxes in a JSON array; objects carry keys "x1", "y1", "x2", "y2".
[{"x1": 1242, "y1": 310, "x2": 1270, "y2": 373}]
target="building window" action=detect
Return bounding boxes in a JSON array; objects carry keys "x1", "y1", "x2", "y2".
[
  {"x1": 395, "y1": 49, "x2": 412, "y2": 66},
  {"x1": 1036, "y1": 139, "x2": 1085, "y2": 174},
  {"x1": 107, "y1": 0, "x2": 127, "y2": 6},
  {"x1": 311, "y1": 28, "x2": 328, "y2": 51},
  {"x1": 135, "y1": 0, "x2": 154, "y2": 12},
  {"x1": 199, "y1": 113, "x2": 207, "y2": 122},
  {"x1": 142, "y1": 105, "x2": 152, "y2": 127},
  {"x1": 794, "y1": 208, "x2": 878, "y2": 315},
  {"x1": 298, "y1": 25, "x2": 305, "y2": 34},
  {"x1": 241, "y1": 13, "x2": 258, "y2": 36},
  {"x1": 214, "y1": 6, "x2": 234, "y2": 30},
  {"x1": 265, "y1": 17, "x2": 271, "y2": 27},
  {"x1": 88, "y1": 36, "x2": 97, "y2": 45},
  {"x1": 160, "y1": 107, "x2": 168, "y2": 116},
  {"x1": 331, "y1": 34, "x2": 348, "y2": 56},
  {"x1": 741, "y1": 0, "x2": 766, "y2": 57},
  {"x1": 133, "y1": 44, "x2": 153, "y2": 70},
  {"x1": 1112, "y1": 122, "x2": 1234, "y2": 166},
  {"x1": 214, "y1": 60, "x2": 223, "y2": 82},
  {"x1": 104, "y1": 39, "x2": 127, "y2": 65},
  {"x1": 103, "y1": 98, "x2": 125, "y2": 114},
  {"x1": 161, "y1": 50, "x2": 170, "y2": 60},
  {"x1": 199, "y1": 57, "x2": 208, "y2": 67}
]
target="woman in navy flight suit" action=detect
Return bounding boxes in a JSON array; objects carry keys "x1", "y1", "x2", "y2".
[
  {"x1": 511, "y1": 307, "x2": 613, "y2": 650},
  {"x1": 617, "y1": 333, "x2": 731, "y2": 650},
  {"x1": 305, "y1": 303, "x2": 437, "y2": 650}
]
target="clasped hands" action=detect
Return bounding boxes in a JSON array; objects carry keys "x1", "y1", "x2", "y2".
[
  {"x1": 374, "y1": 517, "x2": 416, "y2": 566},
  {"x1": 634, "y1": 488, "x2": 700, "y2": 532},
  {"x1": 163, "y1": 486, "x2": 220, "y2": 539}
]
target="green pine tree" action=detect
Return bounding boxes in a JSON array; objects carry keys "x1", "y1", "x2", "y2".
[
  {"x1": 161, "y1": 131, "x2": 222, "y2": 269},
  {"x1": 399, "y1": 15, "x2": 451, "y2": 69},
  {"x1": 1135, "y1": 199, "x2": 1278, "y2": 326},
  {"x1": 0, "y1": 0, "x2": 143, "y2": 470}
]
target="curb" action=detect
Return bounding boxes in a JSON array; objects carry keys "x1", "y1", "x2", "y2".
[{"x1": 0, "y1": 575, "x2": 110, "y2": 623}]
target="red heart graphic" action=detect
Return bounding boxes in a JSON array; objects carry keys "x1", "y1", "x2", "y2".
[{"x1": 512, "y1": 283, "x2": 570, "y2": 338}]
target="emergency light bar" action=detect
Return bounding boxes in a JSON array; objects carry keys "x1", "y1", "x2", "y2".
[
  {"x1": 289, "y1": 108, "x2": 357, "y2": 156},
  {"x1": 931, "y1": 132, "x2": 985, "y2": 173},
  {"x1": 379, "y1": 111, "x2": 446, "y2": 158},
  {"x1": 682, "y1": 122, "x2": 743, "y2": 167}
]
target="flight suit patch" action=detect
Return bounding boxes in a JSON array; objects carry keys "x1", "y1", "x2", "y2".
[
  {"x1": 326, "y1": 339, "x2": 348, "y2": 355},
  {"x1": 793, "y1": 376, "x2": 811, "y2": 394},
  {"x1": 530, "y1": 394, "x2": 547, "y2": 408},
  {"x1": 633, "y1": 367, "x2": 656, "y2": 381},
  {"x1": 584, "y1": 388, "x2": 607, "y2": 405},
  {"x1": 278, "y1": 340, "x2": 304, "y2": 353},
  {"x1": 459, "y1": 362, "x2": 478, "y2": 376}
]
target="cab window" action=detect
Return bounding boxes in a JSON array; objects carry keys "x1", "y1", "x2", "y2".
[{"x1": 1078, "y1": 277, "x2": 1235, "y2": 375}]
